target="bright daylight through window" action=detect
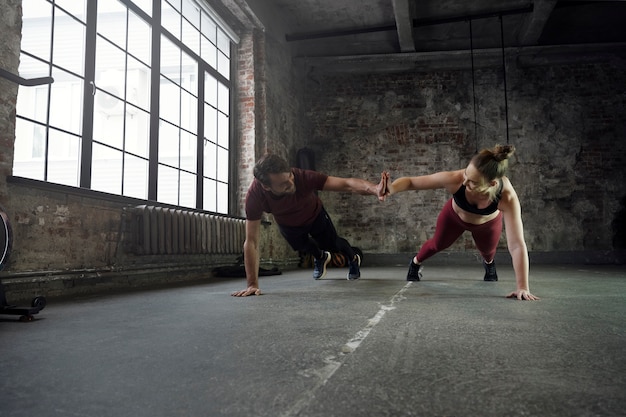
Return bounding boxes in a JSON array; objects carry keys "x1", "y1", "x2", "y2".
[{"x1": 15, "y1": 0, "x2": 237, "y2": 214}]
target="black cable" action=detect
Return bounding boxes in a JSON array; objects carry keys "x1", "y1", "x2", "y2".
[
  {"x1": 469, "y1": 19, "x2": 478, "y2": 153},
  {"x1": 500, "y1": 15, "x2": 510, "y2": 144}
]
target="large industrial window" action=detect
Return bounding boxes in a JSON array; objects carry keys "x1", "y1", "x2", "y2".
[{"x1": 15, "y1": 0, "x2": 237, "y2": 214}]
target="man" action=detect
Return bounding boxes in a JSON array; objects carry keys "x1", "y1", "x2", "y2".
[{"x1": 231, "y1": 153, "x2": 386, "y2": 297}]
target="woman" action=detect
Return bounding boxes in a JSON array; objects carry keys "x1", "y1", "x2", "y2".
[{"x1": 384, "y1": 144, "x2": 538, "y2": 301}]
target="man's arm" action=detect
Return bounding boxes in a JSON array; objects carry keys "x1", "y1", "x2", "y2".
[
  {"x1": 323, "y1": 175, "x2": 387, "y2": 200},
  {"x1": 231, "y1": 219, "x2": 262, "y2": 297}
]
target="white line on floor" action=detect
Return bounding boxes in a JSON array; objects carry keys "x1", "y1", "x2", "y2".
[{"x1": 280, "y1": 281, "x2": 413, "y2": 417}]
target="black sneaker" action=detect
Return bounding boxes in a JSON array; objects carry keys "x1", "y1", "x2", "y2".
[
  {"x1": 347, "y1": 254, "x2": 361, "y2": 280},
  {"x1": 313, "y1": 251, "x2": 331, "y2": 280},
  {"x1": 483, "y1": 260, "x2": 498, "y2": 281},
  {"x1": 407, "y1": 260, "x2": 422, "y2": 281}
]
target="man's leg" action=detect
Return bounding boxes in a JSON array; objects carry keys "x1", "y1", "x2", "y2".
[
  {"x1": 309, "y1": 208, "x2": 360, "y2": 279},
  {"x1": 279, "y1": 225, "x2": 330, "y2": 279}
]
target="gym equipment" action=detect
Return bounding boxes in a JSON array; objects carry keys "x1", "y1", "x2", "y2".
[{"x1": 1, "y1": 207, "x2": 46, "y2": 321}]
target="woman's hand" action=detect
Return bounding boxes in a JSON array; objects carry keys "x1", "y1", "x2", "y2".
[
  {"x1": 231, "y1": 286, "x2": 262, "y2": 297},
  {"x1": 506, "y1": 289, "x2": 539, "y2": 301}
]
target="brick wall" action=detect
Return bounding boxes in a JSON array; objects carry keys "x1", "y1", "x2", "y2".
[{"x1": 302, "y1": 59, "x2": 626, "y2": 257}]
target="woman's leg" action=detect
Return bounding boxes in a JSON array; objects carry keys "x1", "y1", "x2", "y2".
[
  {"x1": 415, "y1": 199, "x2": 467, "y2": 263},
  {"x1": 470, "y1": 213, "x2": 503, "y2": 262}
]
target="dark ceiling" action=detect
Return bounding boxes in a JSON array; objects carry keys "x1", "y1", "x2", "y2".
[{"x1": 273, "y1": 0, "x2": 626, "y2": 56}]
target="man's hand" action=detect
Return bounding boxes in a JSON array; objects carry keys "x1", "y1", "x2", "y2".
[
  {"x1": 506, "y1": 289, "x2": 539, "y2": 301},
  {"x1": 231, "y1": 286, "x2": 262, "y2": 297}
]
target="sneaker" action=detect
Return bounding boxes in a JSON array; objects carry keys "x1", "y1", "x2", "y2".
[
  {"x1": 407, "y1": 260, "x2": 422, "y2": 281},
  {"x1": 313, "y1": 251, "x2": 331, "y2": 280},
  {"x1": 483, "y1": 260, "x2": 498, "y2": 281},
  {"x1": 347, "y1": 254, "x2": 361, "y2": 280}
]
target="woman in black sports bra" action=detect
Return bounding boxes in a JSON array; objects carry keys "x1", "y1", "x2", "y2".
[{"x1": 382, "y1": 144, "x2": 538, "y2": 301}]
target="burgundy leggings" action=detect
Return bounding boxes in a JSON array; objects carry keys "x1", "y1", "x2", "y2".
[{"x1": 416, "y1": 199, "x2": 503, "y2": 263}]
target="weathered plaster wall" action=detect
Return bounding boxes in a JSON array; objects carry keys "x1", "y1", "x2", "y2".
[{"x1": 0, "y1": 0, "x2": 20, "y2": 200}]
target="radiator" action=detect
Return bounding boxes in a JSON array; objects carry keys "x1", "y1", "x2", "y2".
[{"x1": 130, "y1": 205, "x2": 246, "y2": 255}]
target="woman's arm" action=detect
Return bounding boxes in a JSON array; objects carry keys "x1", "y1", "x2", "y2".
[
  {"x1": 500, "y1": 182, "x2": 539, "y2": 301},
  {"x1": 387, "y1": 170, "x2": 464, "y2": 195}
]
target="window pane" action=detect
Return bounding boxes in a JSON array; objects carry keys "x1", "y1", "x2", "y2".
[
  {"x1": 47, "y1": 129, "x2": 81, "y2": 186},
  {"x1": 158, "y1": 164, "x2": 179, "y2": 205},
  {"x1": 217, "y1": 182, "x2": 228, "y2": 214},
  {"x1": 217, "y1": 112, "x2": 229, "y2": 148},
  {"x1": 203, "y1": 178, "x2": 216, "y2": 212},
  {"x1": 216, "y1": 28, "x2": 230, "y2": 57},
  {"x1": 200, "y1": 35, "x2": 217, "y2": 69},
  {"x1": 162, "y1": 1, "x2": 181, "y2": 39},
  {"x1": 217, "y1": 81, "x2": 229, "y2": 114},
  {"x1": 181, "y1": 51, "x2": 198, "y2": 95},
  {"x1": 53, "y1": 8, "x2": 86, "y2": 76},
  {"x1": 204, "y1": 105, "x2": 217, "y2": 142},
  {"x1": 125, "y1": 109, "x2": 150, "y2": 158},
  {"x1": 92, "y1": 144, "x2": 123, "y2": 194},
  {"x1": 159, "y1": 123, "x2": 180, "y2": 167},
  {"x1": 217, "y1": 146, "x2": 228, "y2": 182},
  {"x1": 93, "y1": 94, "x2": 124, "y2": 149},
  {"x1": 203, "y1": 140, "x2": 216, "y2": 179},
  {"x1": 49, "y1": 68, "x2": 83, "y2": 135},
  {"x1": 182, "y1": 0, "x2": 200, "y2": 29},
  {"x1": 56, "y1": 0, "x2": 87, "y2": 23},
  {"x1": 13, "y1": 120, "x2": 46, "y2": 180},
  {"x1": 126, "y1": 58, "x2": 151, "y2": 110},
  {"x1": 182, "y1": 20, "x2": 200, "y2": 56},
  {"x1": 179, "y1": 171, "x2": 196, "y2": 208},
  {"x1": 95, "y1": 37, "x2": 126, "y2": 98},
  {"x1": 127, "y1": 10, "x2": 151, "y2": 65},
  {"x1": 181, "y1": 89, "x2": 197, "y2": 133},
  {"x1": 201, "y1": 13, "x2": 217, "y2": 43},
  {"x1": 161, "y1": 36, "x2": 181, "y2": 84},
  {"x1": 217, "y1": 51, "x2": 230, "y2": 80},
  {"x1": 123, "y1": 154, "x2": 149, "y2": 199},
  {"x1": 97, "y1": 0, "x2": 127, "y2": 48},
  {"x1": 205, "y1": 73, "x2": 217, "y2": 107},
  {"x1": 160, "y1": 78, "x2": 180, "y2": 125},
  {"x1": 131, "y1": 0, "x2": 152, "y2": 16},
  {"x1": 180, "y1": 131, "x2": 197, "y2": 172},
  {"x1": 21, "y1": 0, "x2": 52, "y2": 61},
  {"x1": 17, "y1": 81, "x2": 49, "y2": 125}
]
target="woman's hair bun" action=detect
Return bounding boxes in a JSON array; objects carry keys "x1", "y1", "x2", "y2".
[{"x1": 493, "y1": 144, "x2": 515, "y2": 162}]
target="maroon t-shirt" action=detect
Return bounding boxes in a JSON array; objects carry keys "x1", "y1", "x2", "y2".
[{"x1": 245, "y1": 168, "x2": 329, "y2": 227}]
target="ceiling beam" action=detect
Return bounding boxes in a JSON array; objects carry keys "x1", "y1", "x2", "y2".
[
  {"x1": 391, "y1": 0, "x2": 415, "y2": 52},
  {"x1": 296, "y1": 42, "x2": 626, "y2": 74},
  {"x1": 517, "y1": 0, "x2": 558, "y2": 46}
]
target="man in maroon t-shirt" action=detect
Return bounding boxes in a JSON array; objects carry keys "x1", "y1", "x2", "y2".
[{"x1": 232, "y1": 153, "x2": 386, "y2": 297}]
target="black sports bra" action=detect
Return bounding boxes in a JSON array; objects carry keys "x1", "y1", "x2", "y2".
[{"x1": 452, "y1": 179, "x2": 503, "y2": 215}]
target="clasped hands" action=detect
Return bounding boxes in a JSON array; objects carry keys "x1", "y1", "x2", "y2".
[{"x1": 375, "y1": 171, "x2": 391, "y2": 202}]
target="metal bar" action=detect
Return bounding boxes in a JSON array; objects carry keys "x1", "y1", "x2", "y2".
[
  {"x1": 413, "y1": 5, "x2": 534, "y2": 27},
  {"x1": 0, "y1": 68, "x2": 54, "y2": 86}
]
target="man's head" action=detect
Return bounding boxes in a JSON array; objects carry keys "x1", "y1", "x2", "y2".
[{"x1": 254, "y1": 154, "x2": 296, "y2": 196}]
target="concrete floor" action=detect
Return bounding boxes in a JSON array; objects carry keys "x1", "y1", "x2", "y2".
[{"x1": 1, "y1": 263, "x2": 625, "y2": 417}]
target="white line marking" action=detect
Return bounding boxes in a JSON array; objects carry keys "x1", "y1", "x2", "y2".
[{"x1": 280, "y1": 282, "x2": 412, "y2": 417}]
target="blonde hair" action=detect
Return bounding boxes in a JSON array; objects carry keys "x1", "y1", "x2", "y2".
[{"x1": 470, "y1": 144, "x2": 515, "y2": 200}]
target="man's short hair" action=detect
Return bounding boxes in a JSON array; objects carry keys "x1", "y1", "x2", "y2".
[{"x1": 253, "y1": 154, "x2": 290, "y2": 186}]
